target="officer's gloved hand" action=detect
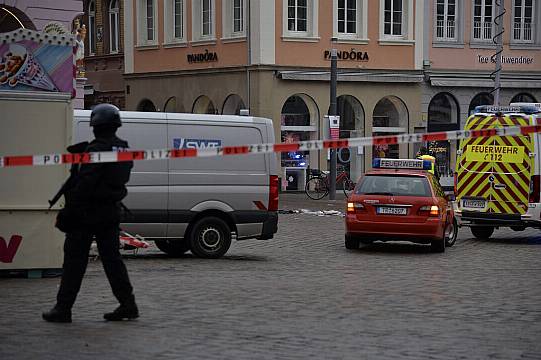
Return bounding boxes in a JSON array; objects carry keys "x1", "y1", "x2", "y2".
[{"x1": 66, "y1": 141, "x2": 89, "y2": 154}]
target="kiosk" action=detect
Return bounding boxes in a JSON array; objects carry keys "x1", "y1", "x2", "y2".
[{"x1": 0, "y1": 29, "x2": 76, "y2": 276}]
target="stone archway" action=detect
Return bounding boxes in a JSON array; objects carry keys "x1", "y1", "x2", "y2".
[
  {"x1": 137, "y1": 98, "x2": 157, "y2": 112},
  {"x1": 372, "y1": 96, "x2": 409, "y2": 160},
  {"x1": 164, "y1": 96, "x2": 178, "y2": 112},
  {"x1": 0, "y1": 6, "x2": 37, "y2": 32},
  {"x1": 428, "y1": 92, "x2": 460, "y2": 179},
  {"x1": 337, "y1": 95, "x2": 365, "y2": 179},
  {"x1": 192, "y1": 95, "x2": 217, "y2": 114},
  {"x1": 468, "y1": 92, "x2": 494, "y2": 115},
  {"x1": 280, "y1": 94, "x2": 320, "y2": 191},
  {"x1": 510, "y1": 93, "x2": 537, "y2": 104},
  {"x1": 222, "y1": 94, "x2": 246, "y2": 115}
]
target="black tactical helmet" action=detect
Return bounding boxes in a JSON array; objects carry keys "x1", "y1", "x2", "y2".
[{"x1": 90, "y1": 103, "x2": 121, "y2": 128}]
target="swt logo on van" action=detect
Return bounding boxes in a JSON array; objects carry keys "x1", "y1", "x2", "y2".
[{"x1": 173, "y1": 138, "x2": 222, "y2": 150}]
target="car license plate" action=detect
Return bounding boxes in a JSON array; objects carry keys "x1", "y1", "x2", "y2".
[
  {"x1": 462, "y1": 199, "x2": 486, "y2": 209},
  {"x1": 377, "y1": 207, "x2": 407, "y2": 215}
]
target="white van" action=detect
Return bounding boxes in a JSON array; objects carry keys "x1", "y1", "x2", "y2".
[{"x1": 73, "y1": 110, "x2": 279, "y2": 258}]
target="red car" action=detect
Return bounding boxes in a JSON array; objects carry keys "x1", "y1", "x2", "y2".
[{"x1": 345, "y1": 159, "x2": 457, "y2": 252}]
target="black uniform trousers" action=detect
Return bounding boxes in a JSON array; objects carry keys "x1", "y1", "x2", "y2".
[{"x1": 56, "y1": 225, "x2": 134, "y2": 310}]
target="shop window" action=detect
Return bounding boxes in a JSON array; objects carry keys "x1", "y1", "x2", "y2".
[
  {"x1": 510, "y1": 93, "x2": 537, "y2": 104},
  {"x1": 337, "y1": 95, "x2": 364, "y2": 176},
  {"x1": 468, "y1": 92, "x2": 494, "y2": 114},
  {"x1": 281, "y1": 95, "x2": 319, "y2": 190},
  {"x1": 472, "y1": 0, "x2": 494, "y2": 42},
  {"x1": 109, "y1": 0, "x2": 120, "y2": 53},
  {"x1": 222, "y1": 94, "x2": 246, "y2": 115},
  {"x1": 428, "y1": 93, "x2": 459, "y2": 132},
  {"x1": 373, "y1": 96, "x2": 408, "y2": 160},
  {"x1": 428, "y1": 93, "x2": 460, "y2": 179},
  {"x1": 137, "y1": 99, "x2": 157, "y2": 112}
]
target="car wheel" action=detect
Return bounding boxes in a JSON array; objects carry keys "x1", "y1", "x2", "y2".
[
  {"x1": 189, "y1": 217, "x2": 232, "y2": 259},
  {"x1": 471, "y1": 226, "x2": 494, "y2": 239},
  {"x1": 345, "y1": 234, "x2": 359, "y2": 250},
  {"x1": 431, "y1": 237, "x2": 445, "y2": 253},
  {"x1": 445, "y1": 218, "x2": 458, "y2": 247},
  {"x1": 155, "y1": 239, "x2": 191, "y2": 257}
]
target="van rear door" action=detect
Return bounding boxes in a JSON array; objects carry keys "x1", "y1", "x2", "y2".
[{"x1": 457, "y1": 114, "x2": 534, "y2": 215}]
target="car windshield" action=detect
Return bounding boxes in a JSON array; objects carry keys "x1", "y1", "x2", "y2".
[{"x1": 356, "y1": 175, "x2": 432, "y2": 197}]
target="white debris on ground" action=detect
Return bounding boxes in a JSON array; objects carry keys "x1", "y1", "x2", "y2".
[{"x1": 280, "y1": 209, "x2": 344, "y2": 217}]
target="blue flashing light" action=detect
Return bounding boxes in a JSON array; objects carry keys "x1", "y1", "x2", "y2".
[{"x1": 372, "y1": 158, "x2": 432, "y2": 170}]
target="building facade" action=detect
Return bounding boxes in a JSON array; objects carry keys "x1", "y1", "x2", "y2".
[
  {"x1": 422, "y1": 0, "x2": 541, "y2": 187},
  {"x1": 123, "y1": 1, "x2": 541, "y2": 190},
  {"x1": 82, "y1": 0, "x2": 126, "y2": 109},
  {"x1": 0, "y1": 1, "x2": 82, "y2": 33}
]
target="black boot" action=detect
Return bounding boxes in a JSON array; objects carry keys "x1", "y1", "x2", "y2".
[
  {"x1": 42, "y1": 306, "x2": 72, "y2": 323},
  {"x1": 104, "y1": 302, "x2": 139, "y2": 321}
]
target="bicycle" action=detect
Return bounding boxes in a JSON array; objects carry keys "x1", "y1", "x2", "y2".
[{"x1": 305, "y1": 165, "x2": 356, "y2": 200}]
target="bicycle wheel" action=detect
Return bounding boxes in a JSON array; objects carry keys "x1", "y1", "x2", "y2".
[
  {"x1": 305, "y1": 177, "x2": 328, "y2": 200},
  {"x1": 342, "y1": 177, "x2": 355, "y2": 197}
]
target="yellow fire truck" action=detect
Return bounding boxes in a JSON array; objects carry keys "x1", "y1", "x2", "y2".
[{"x1": 455, "y1": 104, "x2": 541, "y2": 239}]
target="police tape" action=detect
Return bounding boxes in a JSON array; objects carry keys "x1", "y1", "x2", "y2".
[{"x1": 1, "y1": 125, "x2": 540, "y2": 168}]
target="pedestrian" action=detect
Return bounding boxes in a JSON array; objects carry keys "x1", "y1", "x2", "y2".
[{"x1": 43, "y1": 104, "x2": 138, "y2": 323}]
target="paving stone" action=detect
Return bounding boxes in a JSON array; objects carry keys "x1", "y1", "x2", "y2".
[{"x1": 1, "y1": 194, "x2": 540, "y2": 359}]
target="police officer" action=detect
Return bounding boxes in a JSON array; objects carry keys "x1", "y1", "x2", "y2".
[{"x1": 43, "y1": 104, "x2": 138, "y2": 323}]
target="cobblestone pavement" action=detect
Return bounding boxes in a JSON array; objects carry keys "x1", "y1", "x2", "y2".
[{"x1": 1, "y1": 193, "x2": 541, "y2": 360}]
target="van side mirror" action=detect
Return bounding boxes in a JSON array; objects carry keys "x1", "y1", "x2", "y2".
[{"x1": 445, "y1": 194, "x2": 456, "y2": 201}]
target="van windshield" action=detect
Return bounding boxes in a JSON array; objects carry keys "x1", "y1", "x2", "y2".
[{"x1": 356, "y1": 175, "x2": 432, "y2": 197}]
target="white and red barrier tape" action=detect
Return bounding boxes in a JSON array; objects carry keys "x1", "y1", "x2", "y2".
[{"x1": 1, "y1": 125, "x2": 540, "y2": 168}]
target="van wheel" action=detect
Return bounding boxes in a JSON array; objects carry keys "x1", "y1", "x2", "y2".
[
  {"x1": 445, "y1": 218, "x2": 458, "y2": 247},
  {"x1": 155, "y1": 239, "x2": 190, "y2": 257},
  {"x1": 471, "y1": 226, "x2": 494, "y2": 239},
  {"x1": 189, "y1": 217, "x2": 232, "y2": 259}
]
